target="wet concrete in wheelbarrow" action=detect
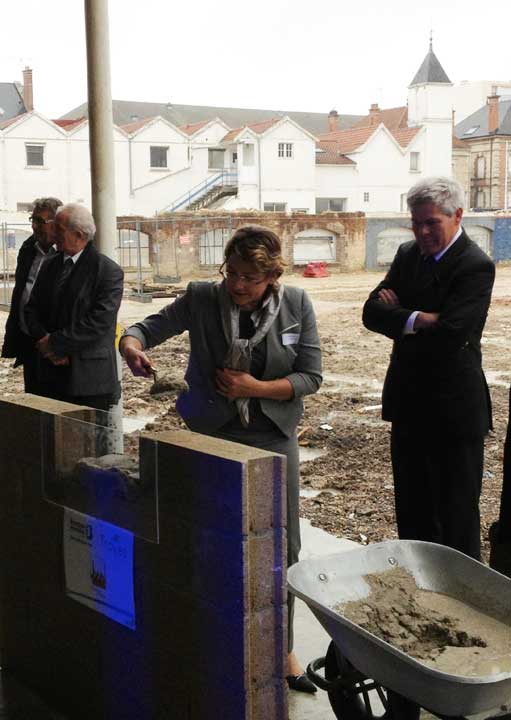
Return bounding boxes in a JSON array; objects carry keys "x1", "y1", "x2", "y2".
[{"x1": 336, "y1": 567, "x2": 511, "y2": 677}]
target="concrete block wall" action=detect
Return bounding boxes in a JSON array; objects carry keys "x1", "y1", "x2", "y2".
[
  {"x1": 494, "y1": 216, "x2": 511, "y2": 262},
  {"x1": 0, "y1": 396, "x2": 287, "y2": 720}
]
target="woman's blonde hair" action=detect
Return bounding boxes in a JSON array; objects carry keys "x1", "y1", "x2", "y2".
[{"x1": 224, "y1": 225, "x2": 286, "y2": 278}]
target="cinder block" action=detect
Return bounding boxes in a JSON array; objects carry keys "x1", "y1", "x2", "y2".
[{"x1": 0, "y1": 401, "x2": 288, "y2": 720}]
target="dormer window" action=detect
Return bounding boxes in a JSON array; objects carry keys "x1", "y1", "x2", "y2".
[{"x1": 463, "y1": 126, "x2": 479, "y2": 136}]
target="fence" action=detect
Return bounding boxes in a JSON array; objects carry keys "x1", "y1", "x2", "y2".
[{"x1": 0, "y1": 222, "x2": 32, "y2": 309}]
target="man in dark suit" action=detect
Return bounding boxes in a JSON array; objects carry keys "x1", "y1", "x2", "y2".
[
  {"x1": 25, "y1": 203, "x2": 124, "y2": 412},
  {"x1": 1, "y1": 197, "x2": 62, "y2": 392},
  {"x1": 362, "y1": 177, "x2": 495, "y2": 560}
]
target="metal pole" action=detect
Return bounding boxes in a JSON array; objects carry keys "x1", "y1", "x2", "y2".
[
  {"x1": 84, "y1": 0, "x2": 117, "y2": 260},
  {"x1": 505, "y1": 141, "x2": 509, "y2": 212},
  {"x1": 136, "y1": 220, "x2": 143, "y2": 295},
  {"x1": 84, "y1": 0, "x2": 123, "y2": 450}
]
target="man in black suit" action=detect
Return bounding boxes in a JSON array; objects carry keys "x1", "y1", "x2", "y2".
[
  {"x1": 363, "y1": 177, "x2": 495, "y2": 560},
  {"x1": 25, "y1": 203, "x2": 124, "y2": 412},
  {"x1": 1, "y1": 197, "x2": 62, "y2": 392}
]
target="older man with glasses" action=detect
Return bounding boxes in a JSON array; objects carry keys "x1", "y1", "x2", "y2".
[{"x1": 1, "y1": 196, "x2": 62, "y2": 393}]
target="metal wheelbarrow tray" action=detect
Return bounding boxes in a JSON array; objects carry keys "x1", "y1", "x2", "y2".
[{"x1": 288, "y1": 540, "x2": 511, "y2": 717}]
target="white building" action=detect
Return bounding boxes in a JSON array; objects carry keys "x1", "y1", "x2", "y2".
[{"x1": 0, "y1": 44, "x2": 455, "y2": 221}]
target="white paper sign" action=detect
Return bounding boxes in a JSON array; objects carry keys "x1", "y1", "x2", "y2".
[{"x1": 63, "y1": 508, "x2": 136, "y2": 630}]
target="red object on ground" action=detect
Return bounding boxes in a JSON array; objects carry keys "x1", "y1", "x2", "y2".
[{"x1": 303, "y1": 261, "x2": 329, "y2": 277}]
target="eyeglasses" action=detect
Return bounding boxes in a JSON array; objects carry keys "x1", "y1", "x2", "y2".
[
  {"x1": 219, "y1": 264, "x2": 267, "y2": 286},
  {"x1": 30, "y1": 216, "x2": 54, "y2": 226}
]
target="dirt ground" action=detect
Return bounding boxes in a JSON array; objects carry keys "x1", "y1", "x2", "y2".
[{"x1": 1, "y1": 266, "x2": 510, "y2": 562}]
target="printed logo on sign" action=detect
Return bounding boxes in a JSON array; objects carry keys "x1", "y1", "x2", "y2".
[{"x1": 90, "y1": 557, "x2": 107, "y2": 590}]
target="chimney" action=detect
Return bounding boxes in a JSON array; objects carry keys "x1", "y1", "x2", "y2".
[
  {"x1": 487, "y1": 95, "x2": 499, "y2": 134},
  {"x1": 369, "y1": 103, "x2": 381, "y2": 126},
  {"x1": 22, "y1": 66, "x2": 33, "y2": 112},
  {"x1": 328, "y1": 109, "x2": 339, "y2": 132}
]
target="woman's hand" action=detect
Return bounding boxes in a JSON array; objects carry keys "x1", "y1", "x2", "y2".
[
  {"x1": 120, "y1": 337, "x2": 154, "y2": 378},
  {"x1": 215, "y1": 368, "x2": 261, "y2": 399}
]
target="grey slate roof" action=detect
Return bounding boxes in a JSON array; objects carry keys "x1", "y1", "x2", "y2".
[
  {"x1": 61, "y1": 100, "x2": 363, "y2": 136},
  {"x1": 409, "y1": 44, "x2": 451, "y2": 86},
  {"x1": 455, "y1": 99, "x2": 511, "y2": 139},
  {"x1": 0, "y1": 83, "x2": 26, "y2": 122}
]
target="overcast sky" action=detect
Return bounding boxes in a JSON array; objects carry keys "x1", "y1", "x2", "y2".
[{"x1": 2, "y1": 0, "x2": 511, "y2": 120}]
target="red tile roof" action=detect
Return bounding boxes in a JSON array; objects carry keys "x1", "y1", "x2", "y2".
[
  {"x1": 317, "y1": 126, "x2": 377, "y2": 153},
  {"x1": 315, "y1": 142, "x2": 356, "y2": 165},
  {"x1": 179, "y1": 119, "x2": 211, "y2": 135},
  {"x1": 391, "y1": 126, "x2": 422, "y2": 147},
  {"x1": 120, "y1": 117, "x2": 154, "y2": 134},
  {"x1": 353, "y1": 105, "x2": 409, "y2": 130},
  {"x1": 52, "y1": 117, "x2": 86, "y2": 130},
  {"x1": 222, "y1": 117, "x2": 281, "y2": 142},
  {"x1": 0, "y1": 113, "x2": 26, "y2": 130},
  {"x1": 318, "y1": 119, "x2": 421, "y2": 155}
]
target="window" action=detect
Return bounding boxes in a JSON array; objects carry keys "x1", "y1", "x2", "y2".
[
  {"x1": 410, "y1": 152, "x2": 420, "y2": 172},
  {"x1": 294, "y1": 229, "x2": 336, "y2": 264},
  {"x1": 315, "y1": 197, "x2": 347, "y2": 213},
  {"x1": 464, "y1": 126, "x2": 479, "y2": 136},
  {"x1": 208, "y1": 148, "x2": 225, "y2": 170},
  {"x1": 26, "y1": 144, "x2": 44, "y2": 167},
  {"x1": 476, "y1": 156, "x2": 486, "y2": 179},
  {"x1": 17, "y1": 202, "x2": 33, "y2": 213},
  {"x1": 400, "y1": 193, "x2": 408, "y2": 212},
  {"x1": 150, "y1": 146, "x2": 168, "y2": 168},
  {"x1": 232, "y1": 151, "x2": 238, "y2": 164},
  {"x1": 278, "y1": 142, "x2": 293, "y2": 158},
  {"x1": 199, "y1": 227, "x2": 231, "y2": 265},
  {"x1": 363, "y1": 192, "x2": 370, "y2": 202},
  {"x1": 243, "y1": 144, "x2": 254, "y2": 166},
  {"x1": 264, "y1": 203, "x2": 286, "y2": 212}
]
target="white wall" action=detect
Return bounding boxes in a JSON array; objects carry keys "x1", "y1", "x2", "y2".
[
  {"x1": 1, "y1": 114, "x2": 68, "y2": 211},
  {"x1": 314, "y1": 126, "x2": 448, "y2": 213}
]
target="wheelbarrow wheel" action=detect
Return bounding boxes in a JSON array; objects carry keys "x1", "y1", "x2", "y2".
[{"x1": 324, "y1": 642, "x2": 389, "y2": 720}]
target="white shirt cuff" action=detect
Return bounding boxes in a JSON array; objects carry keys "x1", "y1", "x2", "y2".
[{"x1": 404, "y1": 311, "x2": 419, "y2": 335}]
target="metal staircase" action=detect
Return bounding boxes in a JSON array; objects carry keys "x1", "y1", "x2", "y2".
[{"x1": 160, "y1": 171, "x2": 238, "y2": 213}]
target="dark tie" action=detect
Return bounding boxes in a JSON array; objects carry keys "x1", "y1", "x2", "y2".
[{"x1": 55, "y1": 257, "x2": 74, "y2": 297}]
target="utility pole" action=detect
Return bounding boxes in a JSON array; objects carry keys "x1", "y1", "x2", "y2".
[{"x1": 84, "y1": 0, "x2": 117, "y2": 260}]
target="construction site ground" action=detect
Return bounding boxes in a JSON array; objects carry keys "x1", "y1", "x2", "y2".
[{"x1": 1, "y1": 266, "x2": 511, "y2": 562}]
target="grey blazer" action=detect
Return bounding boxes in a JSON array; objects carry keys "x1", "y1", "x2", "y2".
[{"x1": 124, "y1": 281, "x2": 322, "y2": 437}]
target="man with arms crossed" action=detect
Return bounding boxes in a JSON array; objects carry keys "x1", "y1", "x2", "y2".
[{"x1": 363, "y1": 177, "x2": 495, "y2": 560}]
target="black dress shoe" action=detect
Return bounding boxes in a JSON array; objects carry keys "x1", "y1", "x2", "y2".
[{"x1": 286, "y1": 674, "x2": 317, "y2": 694}]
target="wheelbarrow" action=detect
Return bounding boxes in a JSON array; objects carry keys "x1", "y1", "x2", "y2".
[{"x1": 288, "y1": 540, "x2": 511, "y2": 720}]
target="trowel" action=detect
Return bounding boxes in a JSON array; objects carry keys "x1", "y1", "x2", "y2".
[{"x1": 149, "y1": 368, "x2": 188, "y2": 399}]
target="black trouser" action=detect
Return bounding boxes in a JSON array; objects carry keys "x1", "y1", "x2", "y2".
[
  {"x1": 391, "y1": 424, "x2": 484, "y2": 560},
  {"x1": 497, "y1": 387, "x2": 511, "y2": 541},
  {"x1": 21, "y1": 348, "x2": 42, "y2": 394}
]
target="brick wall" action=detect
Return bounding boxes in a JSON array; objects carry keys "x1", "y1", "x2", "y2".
[{"x1": 118, "y1": 211, "x2": 366, "y2": 277}]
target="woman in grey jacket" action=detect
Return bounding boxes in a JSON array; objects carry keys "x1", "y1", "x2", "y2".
[{"x1": 120, "y1": 225, "x2": 322, "y2": 692}]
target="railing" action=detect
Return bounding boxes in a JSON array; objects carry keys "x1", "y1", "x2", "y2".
[{"x1": 159, "y1": 171, "x2": 238, "y2": 214}]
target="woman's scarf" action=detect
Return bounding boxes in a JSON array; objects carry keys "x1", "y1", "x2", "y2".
[{"x1": 216, "y1": 280, "x2": 283, "y2": 427}]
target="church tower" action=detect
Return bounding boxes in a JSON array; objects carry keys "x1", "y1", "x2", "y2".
[{"x1": 408, "y1": 37, "x2": 453, "y2": 176}]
